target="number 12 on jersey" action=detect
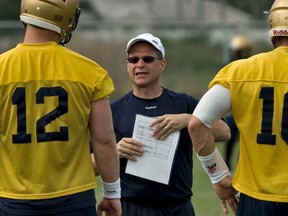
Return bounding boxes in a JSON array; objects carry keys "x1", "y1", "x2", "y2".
[{"x1": 12, "y1": 86, "x2": 69, "y2": 144}]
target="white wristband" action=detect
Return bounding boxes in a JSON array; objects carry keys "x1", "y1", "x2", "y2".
[
  {"x1": 101, "y1": 179, "x2": 121, "y2": 199},
  {"x1": 197, "y1": 148, "x2": 229, "y2": 184}
]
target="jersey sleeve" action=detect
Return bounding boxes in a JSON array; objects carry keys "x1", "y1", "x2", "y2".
[{"x1": 91, "y1": 71, "x2": 114, "y2": 102}]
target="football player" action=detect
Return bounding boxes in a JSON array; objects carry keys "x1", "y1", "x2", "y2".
[{"x1": 188, "y1": 0, "x2": 288, "y2": 215}]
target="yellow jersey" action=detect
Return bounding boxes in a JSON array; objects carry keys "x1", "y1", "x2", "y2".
[
  {"x1": 210, "y1": 46, "x2": 288, "y2": 202},
  {"x1": 0, "y1": 42, "x2": 114, "y2": 199}
]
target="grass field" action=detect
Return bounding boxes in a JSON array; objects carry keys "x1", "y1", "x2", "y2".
[{"x1": 94, "y1": 141, "x2": 239, "y2": 216}]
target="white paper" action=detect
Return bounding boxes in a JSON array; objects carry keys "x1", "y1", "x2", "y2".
[{"x1": 125, "y1": 114, "x2": 180, "y2": 184}]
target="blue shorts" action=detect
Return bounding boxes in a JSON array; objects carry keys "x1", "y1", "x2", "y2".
[
  {"x1": 237, "y1": 193, "x2": 288, "y2": 216},
  {"x1": 121, "y1": 199, "x2": 195, "y2": 216},
  {"x1": 0, "y1": 206, "x2": 96, "y2": 216}
]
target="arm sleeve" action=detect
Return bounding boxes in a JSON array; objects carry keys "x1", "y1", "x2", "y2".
[{"x1": 193, "y1": 84, "x2": 231, "y2": 128}]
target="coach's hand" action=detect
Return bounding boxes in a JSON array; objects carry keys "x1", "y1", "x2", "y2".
[
  {"x1": 213, "y1": 176, "x2": 238, "y2": 214},
  {"x1": 150, "y1": 114, "x2": 191, "y2": 140},
  {"x1": 117, "y1": 138, "x2": 143, "y2": 161}
]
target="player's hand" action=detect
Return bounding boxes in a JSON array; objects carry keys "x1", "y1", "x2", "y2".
[
  {"x1": 117, "y1": 137, "x2": 143, "y2": 161},
  {"x1": 150, "y1": 114, "x2": 191, "y2": 140},
  {"x1": 213, "y1": 176, "x2": 238, "y2": 214},
  {"x1": 97, "y1": 198, "x2": 121, "y2": 216}
]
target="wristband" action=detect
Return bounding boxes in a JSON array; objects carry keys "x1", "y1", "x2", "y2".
[
  {"x1": 197, "y1": 148, "x2": 229, "y2": 184},
  {"x1": 101, "y1": 179, "x2": 121, "y2": 199}
]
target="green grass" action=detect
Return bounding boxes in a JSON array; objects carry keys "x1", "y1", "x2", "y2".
[{"x1": 94, "y1": 141, "x2": 239, "y2": 216}]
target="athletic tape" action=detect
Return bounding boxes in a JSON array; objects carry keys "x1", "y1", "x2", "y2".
[{"x1": 197, "y1": 148, "x2": 229, "y2": 184}]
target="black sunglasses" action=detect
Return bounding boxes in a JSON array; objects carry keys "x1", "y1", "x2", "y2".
[{"x1": 127, "y1": 56, "x2": 162, "y2": 64}]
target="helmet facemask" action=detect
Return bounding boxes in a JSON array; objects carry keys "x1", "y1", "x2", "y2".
[{"x1": 59, "y1": 7, "x2": 81, "y2": 45}]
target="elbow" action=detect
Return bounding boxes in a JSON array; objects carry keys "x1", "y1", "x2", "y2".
[
  {"x1": 188, "y1": 115, "x2": 200, "y2": 136},
  {"x1": 188, "y1": 115, "x2": 206, "y2": 143}
]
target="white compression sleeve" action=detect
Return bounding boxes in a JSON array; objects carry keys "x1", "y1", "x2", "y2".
[{"x1": 193, "y1": 84, "x2": 231, "y2": 128}]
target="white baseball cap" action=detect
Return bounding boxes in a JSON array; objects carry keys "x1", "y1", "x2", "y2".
[{"x1": 126, "y1": 33, "x2": 165, "y2": 57}]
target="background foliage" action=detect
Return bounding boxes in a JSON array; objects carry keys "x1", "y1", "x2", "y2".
[
  {"x1": 0, "y1": 1, "x2": 274, "y2": 20},
  {"x1": 0, "y1": 1, "x2": 20, "y2": 20},
  {"x1": 229, "y1": 0, "x2": 272, "y2": 19}
]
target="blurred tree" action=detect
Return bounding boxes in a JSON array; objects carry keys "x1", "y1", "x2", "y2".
[
  {"x1": 229, "y1": 0, "x2": 271, "y2": 19},
  {"x1": 0, "y1": 0, "x2": 272, "y2": 21},
  {"x1": 0, "y1": 1, "x2": 21, "y2": 20}
]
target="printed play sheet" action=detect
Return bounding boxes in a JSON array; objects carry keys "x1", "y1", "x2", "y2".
[{"x1": 125, "y1": 114, "x2": 180, "y2": 184}]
